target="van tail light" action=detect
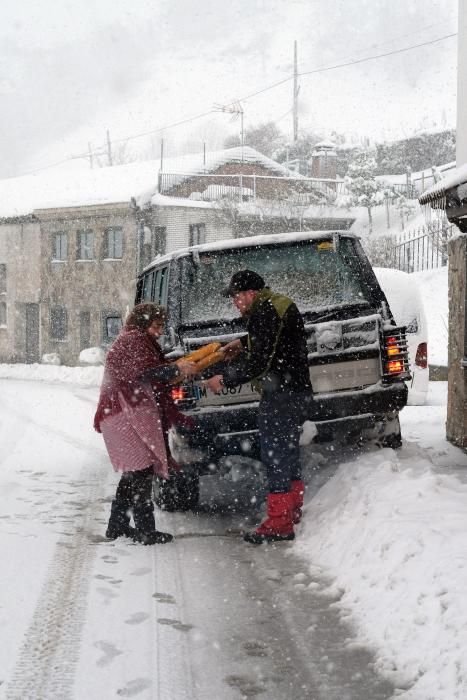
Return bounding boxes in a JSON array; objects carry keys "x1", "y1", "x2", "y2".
[
  {"x1": 415, "y1": 342, "x2": 428, "y2": 369},
  {"x1": 171, "y1": 383, "x2": 197, "y2": 407},
  {"x1": 382, "y1": 328, "x2": 411, "y2": 383}
]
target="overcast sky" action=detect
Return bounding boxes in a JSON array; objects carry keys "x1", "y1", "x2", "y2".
[{"x1": 0, "y1": 0, "x2": 458, "y2": 178}]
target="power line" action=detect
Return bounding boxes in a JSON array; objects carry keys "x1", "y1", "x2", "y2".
[
  {"x1": 17, "y1": 31, "x2": 457, "y2": 177},
  {"x1": 238, "y1": 32, "x2": 457, "y2": 103},
  {"x1": 300, "y1": 33, "x2": 458, "y2": 78},
  {"x1": 67, "y1": 30, "x2": 459, "y2": 160}
]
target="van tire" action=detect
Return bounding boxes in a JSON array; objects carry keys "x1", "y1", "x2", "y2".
[
  {"x1": 156, "y1": 469, "x2": 200, "y2": 512},
  {"x1": 374, "y1": 413, "x2": 402, "y2": 449}
]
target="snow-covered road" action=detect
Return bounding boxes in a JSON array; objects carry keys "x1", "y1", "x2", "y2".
[
  {"x1": 1, "y1": 372, "x2": 466, "y2": 699},
  {"x1": 0, "y1": 378, "x2": 395, "y2": 699}
]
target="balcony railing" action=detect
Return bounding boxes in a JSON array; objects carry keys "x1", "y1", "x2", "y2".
[{"x1": 158, "y1": 171, "x2": 350, "y2": 203}]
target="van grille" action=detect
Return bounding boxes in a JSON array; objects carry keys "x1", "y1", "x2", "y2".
[{"x1": 305, "y1": 314, "x2": 380, "y2": 357}]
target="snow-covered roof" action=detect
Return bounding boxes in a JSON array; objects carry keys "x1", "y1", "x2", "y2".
[
  {"x1": 0, "y1": 146, "x2": 298, "y2": 220},
  {"x1": 313, "y1": 141, "x2": 337, "y2": 151},
  {"x1": 419, "y1": 163, "x2": 467, "y2": 206},
  {"x1": 0, "y1": 160, "x2": 161, "y2": 219},
  {"x1": 142, "y1": 229, "x2": 357, "y2": 271},
  {"x1": 159, "y1": 146, "x2": 299, "y2": 178}
]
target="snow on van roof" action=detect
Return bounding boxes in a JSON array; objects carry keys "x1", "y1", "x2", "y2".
[
  {"x1": 373, "y1": 267, "x2": 426, "y2": 330},
  {"x1": 0, "y1": 146, "x2": 299, "y2": 219},
  {"x1": 142, "y1": 230, "x2": 357, "y2": 271}
]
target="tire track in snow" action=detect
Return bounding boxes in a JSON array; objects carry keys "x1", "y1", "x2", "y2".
[
  {"x1": 151, "y1": 542, "x2": 196, "y2": 700},
  {"x1": 4, "y1": 468, "x2": 104, "y2": 700}
]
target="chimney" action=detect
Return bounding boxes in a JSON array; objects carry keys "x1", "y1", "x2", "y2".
[{"x1": 310, "y1": 141, "x2": 337, "y2": 179}]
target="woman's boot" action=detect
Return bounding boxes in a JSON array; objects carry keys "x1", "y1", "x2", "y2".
[
  {"x1": 132, "y1": 501, "x2": 173, "y2": 545},
  {"x1": 105, "y1": 500, "x2": 135, "y2": 540}
]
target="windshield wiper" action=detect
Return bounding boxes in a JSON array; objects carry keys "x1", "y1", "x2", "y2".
[{"x1": 303, "y1": 301, "x2": 372, "y2": 324}]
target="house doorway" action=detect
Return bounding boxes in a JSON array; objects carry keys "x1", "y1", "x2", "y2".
[{"x1": 25, "y1": 303, "x2": 40, "y2": 363}]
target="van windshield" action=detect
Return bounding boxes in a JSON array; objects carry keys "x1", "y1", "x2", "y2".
[{"x1": 180, "y1": 237, "x2": 372, "y2": 324}]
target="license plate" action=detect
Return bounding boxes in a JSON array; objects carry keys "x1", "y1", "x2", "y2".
[{"x1": 193, "y1": 382, "x2": 259, "y2": 406}]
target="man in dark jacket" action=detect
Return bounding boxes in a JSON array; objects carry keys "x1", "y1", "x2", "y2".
[{"x1": 206, "y1": 269, "x2": 312, "y2": 544}]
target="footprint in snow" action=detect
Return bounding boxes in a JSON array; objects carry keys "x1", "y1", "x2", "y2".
[
  {"x1": 94, "y1": 640, "x2": 123, "y2": 667},
  {"x1": 152, "y1": 592, "x2": 176, "y2": 604},
  {"x1": 116, "y1": 678, "x2": 152, "y2": 697},
  {"x1": 157, "y1": 618, "x2": 193, "y2": 632},
  {"x1": 125, "y1": 612, "x2": 149, "y2": 625}
]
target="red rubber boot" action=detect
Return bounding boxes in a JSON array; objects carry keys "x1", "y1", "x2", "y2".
[
  {"x1": 244, "y1": 492, "x2": 295, "y2": 544},
  {"x1": 290, "y1": 479, "x2": 305, "y2": 524}
]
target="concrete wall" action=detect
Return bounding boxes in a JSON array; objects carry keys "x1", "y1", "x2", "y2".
[
  {"x1": 0, "y1": 220, "x2": 41, "y2": 362},
  {"x1": 458, "y1": 0, "x2": 467, "y2": 164},
  {"x1": 148, "y1": 205, "x2": 234, "y2": 255},
  {"x1": 446, "y1": 236, "x2": 467, "y2": 446}
]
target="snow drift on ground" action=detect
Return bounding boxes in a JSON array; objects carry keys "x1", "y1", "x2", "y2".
[{"x1": 297, "y1": 382, "x2": 467, "y2": 698}]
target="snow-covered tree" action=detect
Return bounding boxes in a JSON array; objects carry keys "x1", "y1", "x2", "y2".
[
  {"x1": 273, "y1": 129, "x2": 323, "y2": 174},
  {"x1": 224, "y1": 121, "x2": 285, "y2": 159},
  {"x1": 345, "y1": 150, "x2": 384, "y2": 233},
  {"x1": 393, "y1": 192, "x2": 417, "y2": 231}
]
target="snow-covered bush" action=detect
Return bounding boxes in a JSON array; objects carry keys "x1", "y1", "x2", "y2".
[
  {"x1": 41, "y1": 353, "x2": 61, "y2": 366},
  {"x1": 79, "y1": 347, "x2": 105, "y2": 366}
]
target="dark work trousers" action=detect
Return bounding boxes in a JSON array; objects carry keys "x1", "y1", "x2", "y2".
[
  {"x1": 115, "y1": 466, "x2": 154, "y2": 507},
  {"x1": 258, "y1": 391, "x2": 309, "y2": 494}
]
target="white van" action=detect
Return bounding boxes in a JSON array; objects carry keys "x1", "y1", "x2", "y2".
[{"x1": 374, "y1": 268, "x2": 428, "y2": 405}]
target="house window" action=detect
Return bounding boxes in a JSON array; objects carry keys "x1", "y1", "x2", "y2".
[
  {"x1": 50, "y1": 306, "x2": 68, "y2": 340},
  {"x1": 0, "y1": 301, "x2": 6, "y2": 327},
  {"x1": 53, "y1": 232, "x2": 68, "y2": 261},
  {"x1": 154, "y1": 227, "x2": 167, "y2": 256},
  {"x1": 77, "y1": 230, "x2": 94, "y2": 260},
  {"x1": 142, "y1": 226, "x2": 167, "y2": 268},
  {"x1": 0, "y1": 264, "x2": 6, "y2": 294},
  {"x1": 189, "y1": 223, "x2": 206, "y2": 246},
  {"x1": 102, "y1": 311, "x2": 123, "y2": 343},
  {"x1": 104, "y1": 227, "x2": 123, "y2": 259}
]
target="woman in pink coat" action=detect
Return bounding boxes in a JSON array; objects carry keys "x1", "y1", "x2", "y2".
[{"x1": 94, "y1": 303, "x2": 198, "y2": 545}]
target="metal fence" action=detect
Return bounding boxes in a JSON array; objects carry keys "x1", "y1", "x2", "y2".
[
  {"x1": 158, "y1": 171, "x2": 350, "y2": 202},
  {"x1": 393, "y1": 220, "x2": 454, "y2": 272}
]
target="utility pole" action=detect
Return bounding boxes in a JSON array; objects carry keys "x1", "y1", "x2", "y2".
[
  {"x1": 293, "y1": 40, "x2": 299, "y2": 142},
  {"x1": 106, "y1": 130, "x2": 113, "y2": 166},
  {"x1": 240, "y1": 109, "x2": 244, "y2": 162}
]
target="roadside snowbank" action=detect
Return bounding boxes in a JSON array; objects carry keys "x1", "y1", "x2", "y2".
[
  {"x1": 0, "y1": 363, "x2": 103, "y2": 386},
  {"x1": 295, "y1": 383, "x2": 467, "y2": 699}
]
